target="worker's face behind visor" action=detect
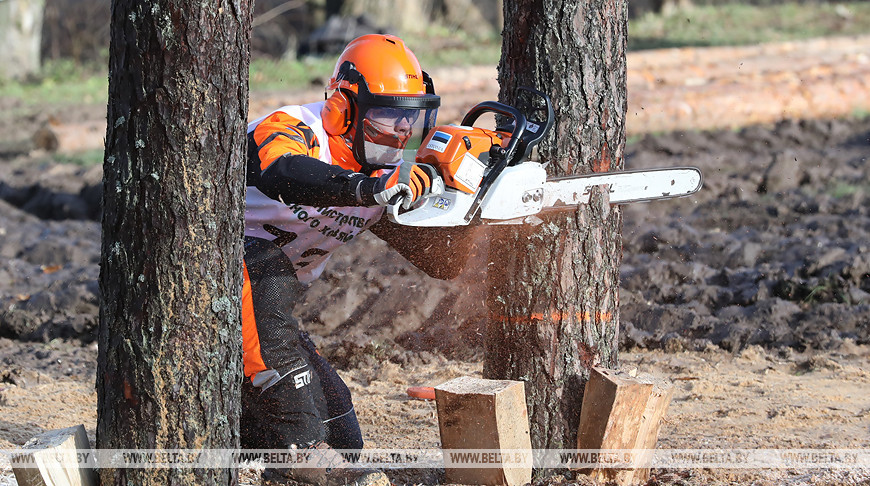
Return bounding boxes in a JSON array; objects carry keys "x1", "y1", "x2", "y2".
[{"x1": 359, "y1": 106, "x2": 437, "y2": 167}]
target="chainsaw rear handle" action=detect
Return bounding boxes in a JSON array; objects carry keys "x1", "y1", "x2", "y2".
[{"x1": 387, "y1": 171, "x2": 446, "y2": 219}]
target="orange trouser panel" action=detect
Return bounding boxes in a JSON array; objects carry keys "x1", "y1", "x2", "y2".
[{"x1": 241, "y1": 262, "x2": 267, "y2": 378}]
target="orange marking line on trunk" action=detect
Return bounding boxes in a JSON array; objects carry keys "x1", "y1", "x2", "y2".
[{"x1": 490, "y1": 310, "x2": 613, "y2": 324}]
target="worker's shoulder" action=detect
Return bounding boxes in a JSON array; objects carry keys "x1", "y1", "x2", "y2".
[
  {"x1": 251, "y1": 101, "x2": 326, "y2": 127},
  {"x1": 248, "y1": 102, "x2": 329, "y2": 148}
]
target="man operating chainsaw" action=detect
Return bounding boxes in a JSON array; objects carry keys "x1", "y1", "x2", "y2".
[{"x1": 242, "y1": 34, "x2": 471, "y2": 485}]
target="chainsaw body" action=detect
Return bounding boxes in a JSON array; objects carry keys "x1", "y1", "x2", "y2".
[
  {"x1": 388, "y1": 161, "x2": 548, "y2": 226},
  {"x1": 416, "y1": 125, "x2": 504, "y2": 195},
  {"x1": 388, "y1": 89, "x2": 703, "y2": 227}
]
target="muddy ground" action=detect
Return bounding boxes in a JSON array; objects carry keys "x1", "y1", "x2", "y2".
[{"x1": 1, "y1": 36, "x2": 870, "y2": 485}]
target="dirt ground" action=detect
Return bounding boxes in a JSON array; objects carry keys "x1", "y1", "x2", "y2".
[
  {"x1": 2, "y1": 35, "x2": 870, "y2": 486},
  {"x1": 1, "y1": 344, "x2": 868, "y2": 485}
]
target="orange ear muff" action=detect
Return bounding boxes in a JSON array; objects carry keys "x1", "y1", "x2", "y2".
[{"x1": 322, "y1": 91, "x2": 353, "y2": 136}]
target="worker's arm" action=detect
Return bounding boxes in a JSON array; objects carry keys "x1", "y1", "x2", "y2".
[
  {"x1": 367, "y1": 217, "x2": 478, "y2": 280},
  {"x1": 248, "y1": 111, "x2": 434, "y2": 208},
  {"x1": 247, "y1": 111, "x2": 367, "y2": 207}
]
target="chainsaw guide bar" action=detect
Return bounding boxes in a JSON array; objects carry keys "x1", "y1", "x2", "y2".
[
  {"x1": 388, "y1": 165, "x2": 704, "y2": 227},
  {"x1": 542, "y1": 166, "x2": 704, "y2": 208}
]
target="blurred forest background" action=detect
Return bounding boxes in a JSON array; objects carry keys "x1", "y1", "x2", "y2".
[{"x1": 3, "y1": 0, "x2": 870, "y2": 88}]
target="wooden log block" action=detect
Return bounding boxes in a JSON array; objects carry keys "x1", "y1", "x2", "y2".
[
  {"x1": 635, "y1": 377, "x2": 675, "y2": 454},
  {"x1": 31, "y1": 119, "x2": 106, "y2": 153},
  {"x1": 11, "y1": 424, "x2": 97, "y2": 486},
  {"x1": 576, "y1": 367, "x2": 674, "y2": 485},
  {"x1": 435, "y1": 376, "x2": 532, "y2": 486}
]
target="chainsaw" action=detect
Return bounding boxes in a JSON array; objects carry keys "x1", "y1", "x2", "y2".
[{"x1": 387, "y1": 88, "x2": 703, "y2": 227}]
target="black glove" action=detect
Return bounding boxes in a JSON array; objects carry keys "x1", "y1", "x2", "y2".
[{"x1": 356, "y1": 162, "x2": 443, "y2": 209}]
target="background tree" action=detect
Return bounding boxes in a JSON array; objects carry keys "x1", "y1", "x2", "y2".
[
  {"x1": 97, "y1": 0, "x2": 252, "y2": 484},
  {"x1": 0, "y1": 0, "x2": 45, "y2": 80},
  {"x1": 484, "y1": 0, "x2": 628, "y2": 454}
]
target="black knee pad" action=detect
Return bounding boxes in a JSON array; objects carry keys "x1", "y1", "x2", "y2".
[{"x1": 241, "y1": 365, "x2": 327, "y2": 449}]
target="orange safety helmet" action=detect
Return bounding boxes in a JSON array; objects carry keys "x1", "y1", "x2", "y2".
[{"x1": 321, "y1": 34, "x2": 440, "y2": 175}]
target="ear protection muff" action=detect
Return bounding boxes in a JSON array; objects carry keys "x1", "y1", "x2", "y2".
[{"x1": 322, "y1": 90, "x2": 354, "y2": 136}]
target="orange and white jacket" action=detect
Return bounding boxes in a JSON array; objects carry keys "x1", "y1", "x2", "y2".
[{"x1": 245, "y1": 101, "x2": 385, "y2": 283}]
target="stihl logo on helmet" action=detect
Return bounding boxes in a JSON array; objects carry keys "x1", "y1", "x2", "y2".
[{"x1": 326, "y1": 34, "x2": 431, "y2": 96}]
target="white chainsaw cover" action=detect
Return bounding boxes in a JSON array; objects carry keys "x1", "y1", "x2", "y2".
[{"x1": 479, "y1": 163, "x2": 547, "y2": 220}]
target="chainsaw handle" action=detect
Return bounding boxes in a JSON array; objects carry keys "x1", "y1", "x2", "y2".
[
  {"x1": 460, "y1": 100, "x2": 526, "y2": 129},
  {"x1": 513, "y1": 87, "x2": 554, "y2": 161},
  {"x1": 386, "y1": 175, "x2": 447, "y2": 225},
  {"x1": 458, "y1": 102, "x2": 527, "y2": 223},
  {"x1": 460, "y1": 101, "x2": 527, "y2": 164}
]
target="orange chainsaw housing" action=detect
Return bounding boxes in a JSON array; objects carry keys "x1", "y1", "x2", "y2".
[{"x1": 415, "y1": 126, "x2": 509, "y2": 194}]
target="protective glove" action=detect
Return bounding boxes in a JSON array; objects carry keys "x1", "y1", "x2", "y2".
[{"x1": 358, "y1": 162, "x2": 443, "y2": 209}]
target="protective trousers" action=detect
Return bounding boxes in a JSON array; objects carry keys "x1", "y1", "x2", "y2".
[{"x1": 240, "y1": 236, "x2": 362, "y2": 451}]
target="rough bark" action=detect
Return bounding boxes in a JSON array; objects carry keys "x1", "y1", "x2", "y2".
[
  {"x1": 0, "y1": 0, "x2": 45, "y2": 80},
  {"x1": 484, "y1": 0, "x2": 627, "y2": 454},
  {"x1": 97, "y1": 0, "x2": 252, "y2": 484}
]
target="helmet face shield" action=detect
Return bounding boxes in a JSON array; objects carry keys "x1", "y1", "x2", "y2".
[
  {"x1": 367, "y1": 107, "x2": 422, "y2": 127},
  {"x1": 353, "y1": 91, "x2": 439, "y2": 171},
  {"x1": 360, "y1": 105, "x2": 438, "y2": 167}
]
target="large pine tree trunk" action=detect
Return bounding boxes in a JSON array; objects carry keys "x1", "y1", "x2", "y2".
[
  {"x1": 97, "y1": 1, "x2": 252, "y2": 484},
  {"x1": 484, "y1": 0, "x2": 628, "y2": 453}
]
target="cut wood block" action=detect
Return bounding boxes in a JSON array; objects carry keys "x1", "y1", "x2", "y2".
[
  {"x1": 11, "y1": 424, "x2": 97, "y2": 486},
  {"x1": 576, "y1": 367, "x2": 674, "y2": 485},
  {"x1": 435, "y1": 376, "x2": 532, "y2": 486},
  {"x1": 31, "y1": 119, "x2": 106, "y2": 153}
]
